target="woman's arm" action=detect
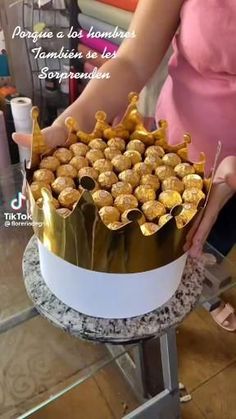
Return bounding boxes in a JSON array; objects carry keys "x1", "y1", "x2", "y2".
[{"x1": 13, "y1": 0, "x2": 183, "y2": 147}]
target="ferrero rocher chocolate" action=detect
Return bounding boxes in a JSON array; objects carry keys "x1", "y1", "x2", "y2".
[
  {"x1": 144, "y1": 155, "x2": 162, "y2": 170},
  {"x1": 78, "y1": 166, "x2": 99, "y2": 180},
  {"x1": 174, "y1": 162, "x2": 195, "y2": 178},
  {"x1": 134, "y1": 162, "x2": 153, "y2": 176},
  {"x1": 121, "y1": 209, "x2": 146, "y2": 225},
  {"x1": 112, "y1": 155, "x2": 132, "y2": 172},
  {"x1": 56, "y1": 164, "x2": 77, "y2": 178},
  {"x1": 114, "y1": 194, "x2": 138, "y2": 213},
  {"x1": 89, "y1": 138, "x2": 107, "y2": 151},
  {"x1": 70, "y1": 143, "x2": 89, "y2": 157},
  {"x1": 123, "y1": 150, "x2": 142, "y2": 165},
  {"x1": 51, "y1": 176, "x2": 75, "y2": 195},
  {"x1": 162, "y1": 176, "x2": 184, "y2": 194},
  {"x1": 104, "y1": 147, "x2": 122, "y2": 160},
  {"x1": 140, "y1": 174, "x2": 160, "y2": 191},
  {"x1": 30, "y1": 181, "x2": 51, "y2": 200},
  {"x1": 86, "y1": 149, "x2": 104, "y2": 164},
  {"x1": 158, "y1": 213, "x2": 172, "y2": 227},
  {"x1": 58, "y1": 187, "x2": 81, "y2": 209},
  {"x1": 145, "y1": 145, "x2": 165, "y2": 158},
  {"x1": 158, "y1": 190, "x2": 182, "y2": 209},
  {"x1": 134, "y1": 185, "x2": 156, "y2": 204},
  {"x1": 98, "y1": 171, "x2": 118, "y2": 189},
  {"x1": 78, "y1": 180, "x2": 99, "y2": 194},
  {"x1": 36, "y1": 196, "x2": 59, "y2": 209},
  {"x1": 162, "y1": 152, "x2": 181, "y2": 168},
  {"x1": 39, "y1": 156, "x2": 60, "y2": 172},
  {"x1": 56, "y1": 207, "x2": 72, "y2": 217},
  {"x1": 155, "y1": 165, "x2": 175, "y2": 181},
  {"x1": 92, "y1": 190, "x2": 113, "y2": 208},
  {"x1": 99, "y1": 206, "x2": 120, "y2": 225},
  {"x1": 118, "y1": 169, "x2": 140, "y2": 188},
  {"x1": 126, "y1": 139, "x2": 145, "y2": 155},
  {"x1": 93, "y1": 159, "x2": 113, "y2": 173},
  {"x1": 183, "y1": 174, "x2": 203, "y2": 190},
  {"x1": 182, "y1": 188, "x2": 206, "y2": 205},
  {"x1": 111, "y1": 181, "x2": 133, "y2": 198},
  {"x1": 175, "y1": 202, "x2": 198, "y2": 228},
  {"x1": 53, "y1": 147, "x2": 73, "y2": 164},
  {"x1": 142, "y1": 200, "x2": 166, "y2": 221},
  {"x1": 108, "y1": 221, "x2": 126, "y2": 230},
  {"x1": 70, "y1": 156, "x2": 89, "y2": 171},
  {"x1": 33, "y1": 168, "x2": 55, "y2": 184},
  {"x1": 141, "y1": 222, "x2": 159, "y2": 236},
  {"x1": 107, "y1": 137, "x2": 126, "y2": 151}
]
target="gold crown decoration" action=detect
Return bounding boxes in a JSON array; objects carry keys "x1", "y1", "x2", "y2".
[{"x1": 24, "y1": 93, "x2": 221, "y2": 274}]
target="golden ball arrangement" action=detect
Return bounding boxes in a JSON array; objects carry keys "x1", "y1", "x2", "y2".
[{"x1": 29, "y1": 124, "x2": 207, "y2": 235}]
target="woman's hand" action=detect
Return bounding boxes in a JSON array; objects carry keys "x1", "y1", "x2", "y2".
[
  {"x1": 184, "y1": 156, "x2": 236, "y2": 257},
  {"x1": 12, "y1": 123, "x2": 68, "y2": 149}
]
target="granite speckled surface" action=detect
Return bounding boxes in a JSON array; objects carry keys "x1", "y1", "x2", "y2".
[{"x1": 23, "y1": 236, "x2": 204, "y2": 343}]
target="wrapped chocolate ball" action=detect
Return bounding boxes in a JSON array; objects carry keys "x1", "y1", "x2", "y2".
[
  {"x1": 39, "y1": 156, "x2": 60, "y2": 172},
  {"x1": 112, "y1": 155, "x2": 132, "y2": 172},
  {"x1": 141, "y1": 174, "x2": 160, "y2": 191},
  {"x1": 86, "y1": 149, "x2": 104, "y2": 164},
  {"x1": 174, "y1": 162, "x2": 195, "y2": 178},
  {"x1": 107, "y1": 137, "x2": 126, "y2": 151},
  {"x1": 36, "y1": 196, "x2": 59, "y2": 209},
  {"x1": 56, "y1": 164, "x2": 77, "y2": 178},
  {"x1": 145, "y1": 145, "x2": 165, "y2": 158},
  {"x1": 144, "y1": 155, "x2": 162, "y2": 170},
  {"x1": 108, "y1": 221, "x2": 126, "y2": 230},
  {"x1": 89, "y1": 138, "x2": 107, "y2": 151},
  {"x1": 123, "y1": 150, "x2": 142, "y2": 165},
  {"x1": 158, "y1": 213, "x2": 172, "y2": 227},
  {"x1": 70, "y1": 156, "x2": 89, "y2": 171},
  {"x1": 78, "y1": 166, "x2": 99, "y2": 180},
  {"x1": 114, "y1": 194, "x2": 138, "y2": 213},
  {"x1": 141, "y1": 222, "x2": 159, "y2": 236},
  {"x1": 70, "y1": 143, "x2": 89, "y2": 157},
  {"x1": 53, "y1": 147, "x2": 73, "y2": 164},
  {"x1": 134, "y1": 185, "x2": 156, "y2": 204},
  {"x1": 182, "y1": 188, "x2": 206, "y2": 205},
  {"x1": 183, "y1": 174, "x2": 203, "y2": 190},
  {"x1": 51, "y1": 176, "x2": 75, "y2": 195},
  {"x1": 175, "y1": 203, "x2": 198, "y2": 228},
  {"x1": 155, "y1": 165, "x2": 175, "y2": 181},
  {"x1": 111, "y1": 181, "x2": 133, "y2": 198},
  {"x1": 142, "y1": 200, "x2": 166, "y2": 221},
  {"x1": 162, "y1": 176, "x2": 184, "y2": 194},
  {"x1": 99, "y1": 206, "x2": 120, "y2": 225},
  {"x1": 118, "y1": 170, "x2": 140, "y2": 188},
  {"x1": 126, "y1": 139, "x2": 145, "y2": 155},
  {"x1": 30, "y1": 181, "x2": 51, "y2": 201},
  {"x1": 98, "y1": 171, "x2": 118, "y2": 189},
  {"x1": 92, "y1": 190, "x2": 113, "y2": 208},
  {"x1": 33, "y1": 168, "x2": 55, "y2": 184},
  {"x1": 134, "y1": 162, "x2": 153, "y2": 176},
  {"x1": 121, "y1": 209, "x2": 146, "y2": 225},
  {"x1": 56, "y1": 207, "x2": 72, "y2": 217},
  {"x1": 162, "y1": 152, "x2": 181, "y2": 168},
  {"x1": 158, "y1": 190, "x2": 182, "y2": 209},
  {"x1": 94, "y1": 158, "x2": 113, "y2": 173},
  {"x1": 58, "y1": 187, "x2": 81, "y2": 209},
  {"x1": 104, "y1": 147, "x2": 122, "y2": 161}
]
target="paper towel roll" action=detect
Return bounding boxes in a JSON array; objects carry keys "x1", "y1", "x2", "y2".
[
  {"x1": 0, "y1": 111, "x2": 11, "y2": 169},
  {"x1": 10, "y1": 97, "x2": 32, "y2": 163}
]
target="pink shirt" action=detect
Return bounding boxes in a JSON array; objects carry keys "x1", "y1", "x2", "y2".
[{"x1": 156, "y1": 0, "x2": 236, "y2": 173}]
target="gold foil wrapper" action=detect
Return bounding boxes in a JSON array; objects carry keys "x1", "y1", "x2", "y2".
[{"x1": 158, "y1": 190, "x2": 182, "y2": 210}]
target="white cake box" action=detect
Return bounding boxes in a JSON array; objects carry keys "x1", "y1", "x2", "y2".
[{"x1": 38, "y1": 238, "x2": 187, "y2": 319}]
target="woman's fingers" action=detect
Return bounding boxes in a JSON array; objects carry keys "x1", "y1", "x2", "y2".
[
  {"x1": 12, "y1": 124, "x2": 68, "y2": 149},
  {"x1": 188, "y1": 210, "x2": 217, "y2": 257},
  {"x1": 12, "y1": 132, "x2": 32, "y2": 147}
]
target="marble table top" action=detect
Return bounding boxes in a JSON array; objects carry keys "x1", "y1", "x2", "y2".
[{"x1": 23, "y1": 236, "x2": 204, "y2": 343}]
